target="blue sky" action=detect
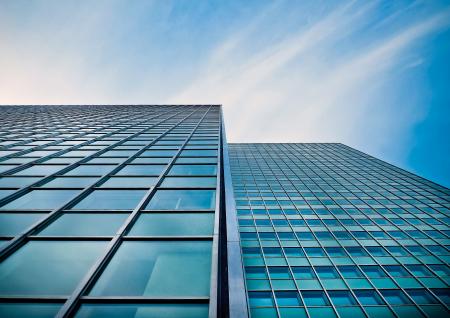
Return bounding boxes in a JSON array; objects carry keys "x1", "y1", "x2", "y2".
[{"x1": 0, "y1": 0, "x2": 449, "y2": 187}]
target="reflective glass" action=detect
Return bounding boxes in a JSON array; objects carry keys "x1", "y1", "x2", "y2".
[
  {"x1": 160, "y1": 177, "x2": 216, "y2": 188},
  {"x1": 89, "y1": 241, "x2": 211, "y2": 296},
  {"x1": 41, "y1": 177, "x2": 98, "y2": 188},
  {"x1": 0, "y1": 190, "x2": 81, "y2": 210},
  {"x1": 100, "y1": 177, "x2": 157, "y2": 188},
  {"x1": 168, "y1": 165, "x2": 217, "y2": 176},
  {"x1": 65, "y1": 165, "x2": 116, "y2": 176},
  {"x1": 146, "y1": 190, "x2": 215, "y2": 210},
  {"x1": 75, "y1": 304, "x2": 208, "y2": 318},
  {"x1": 301, "y1": 291, "x2": 330, "y2": 306},
  {"x1": 128, "y1": 213, "x2": 214, "y2": 236},
  {"x1": 72, "y1": 190, "x2": 146, "y2": 210},
  {"x1": 0, "y1": 177, "x2": 40, "y2": 188},
  {"x1": 0, "y1": 213, "x2": 46, "y2": 236},
  {"x1": 115, "y1": 165, "x2": 165, "y2": 176},
  {"x1": 328, "y1": 291, "x2": 357, "y2": 306},
  {"x1": 14, "y1": 165, "x2": 67, "y2": 176},
  {"x1": 0, "y1": 303, "x2": 61, "y2": 318},
  {"x1": 0, "y1": 241, "x2": 106, "y2": 295},
  {"x1": 39, "y1": 213, "x2": 128, "y2": 236}
]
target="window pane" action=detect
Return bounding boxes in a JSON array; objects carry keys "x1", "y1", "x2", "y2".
[
  {"x1": 39, "y1": 213, "x2": 128, "y2": 236},
  {"x1": 0, "y1": 190, "x2": 81, "y2": 210},
  {"x1": 89, "y1": 241, "x2": 211, "y2": 297},
  {"x1": 72, "y1": 190, "x2": 146, "y2": 210},
  {"x1": 160, "y1": 177, "x2": 216, "y2": 188},
  {"x1": 275, "y1": 291, "x2": 302, "y2": 306},
  {"x1": 100, "y1": 177, "x2": 157, "y2": 188},
  {"x1": 0, "y1": 177, "x2": 40, "y2": 188},
  {"x1": 405, "y1": 289, "x2": 439, "y2": 304},
  {"x1": 14, "y1": 165, "x2": 67, "y2": 176},
  {"x1": 354, "y1": 290, "x2": 385, "y2": 305},
  {"x1": 301, "y1": 291, "x2": 330, "y2": 306},
  {"x1": 180, "y1": 150, "x2": 217, "y2": 157},
  {"x1": 128, "y1": 213, "x2": 214, "y2": 236},
  {"x1": 146, "y1": 190, "x2": 216, "y2": 210},
  {"x1": 41, "y1": 177, "x2": 98, "y2": 188},
  {"x1": 115, "y1": 165, "x2": 165, "y2": 176},
  {"x1": 0, "y1": 213, "x2": 46, "y2": 236},
  {"x1": 65, "y1": 165, "x2": 116, "y2": 176},
  {"x1": 0, "y1": 241, "x2": 106, "y2": 295},
  {"x1": 75, "y1": 304, "x2": 208, "y2": 318},
  {"x1": 0, "y1": 303, "x2": 61, "y2": 318},
  {"x1": 168, "y1": 165, "x2": 216, "y2": 176},
  {"x1": 380, "y1": 290, "x2": 412, "y2": 305},
  {"x1": 328, "y1": 291, "x2": 357, "y2": 306},
  {"x1": 176, "y1": 157, "x2": 216, "y2": 164}
]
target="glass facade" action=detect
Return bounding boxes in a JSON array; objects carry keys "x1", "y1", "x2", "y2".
[
  {"x1": 0, "y1": 106, "x2": 448, "y2": 318},
  {"x1": 0, "y1": 105, "x2": 221, "y2": 317},
  {"x1": 229, "y1": 143, "x2": 449, "y2": 318}
]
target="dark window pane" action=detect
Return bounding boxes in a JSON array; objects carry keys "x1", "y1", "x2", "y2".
[
  {"x1": 72, "y1": 190, "x2": 146, "y2": 210},
  {"x1": 0, "y1": 303, "x2": 61, "y2": 318},
  {"x1": 380, "y1": 290, "x2": 412, "y2": 305},
  {"x1": 0, "y1": 241, "x2": 106, "y2": 295},
  {"x1": 354, "y1": 290, "x2": 385, "y2": 305},
  {"x1": 405, "y1": 289, "x2": 439, "y2": 304},
  {"x1": 128, "y1": 213, "x2": 214, "y2": 236},
  {"x1": 89, "y1": 241, "x2": 211, "y2": 297},
  {"x1": 249, "y1": 292, "x2": 274, "y2": 307},
  {"x1": 39, "y1": 213, "x2": 128, "y2": 236},
  {"x1": 0, "y1": 190, "x2": 81, "y2": 210},
  {"x1": 275, "y1": 291, "x2": 302, "y2": 306},
  {"x1": 301, "y1": 291, "x2": 330, "y2": 306},
  {"x1": 146, "y1": 190, "x2": 215, "y2": 210},
  {"x1": 75, "y1": 304, "x2": 208, "y2": 318},
  {"x1": 328, "y1": 291, "x2": 357, "y2": 306},
  {"x1": 41, "y1": 177, "x2": 98, "y2": 188}
]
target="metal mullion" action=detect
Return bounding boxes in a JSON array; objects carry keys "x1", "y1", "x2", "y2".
[
  {"x1": 0, "y1": 108, "x2": 185, "y2": 206},
  {"x1": 55, "y1": 106, "x2": 214, "y2": 318},
  {"x1": 0, "y1": 107, "x2": 193, "y2": 260},
  {"x1": 0, "y1": 109, "x2": 164, "y2": 174}
]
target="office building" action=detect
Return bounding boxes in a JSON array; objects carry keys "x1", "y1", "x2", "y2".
[{"x1": 0, "y1": 105, "x2": 448, "y2": 318}]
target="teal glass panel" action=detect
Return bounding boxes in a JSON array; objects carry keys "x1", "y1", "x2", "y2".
[
  {"x1": 176, "y1": 157, "x2": 217, "y2": 164},
  {"x1": 14, "y1": 165, "x2": 67, "y2": 176},
  {"x1": 115, "y1": 165, "x2": 165, "y2": 176},
  {"x1": 249, "y1": 291, "x2": 274, "y2": 307},
  {"x1": 0, "y1": 165, "x2": 18, "y2": 173},
  {"x1": 168, "y1": 165, "x2": 217, "y2": 176},
  {"x1": 301, "y1": 291, "x2": 330, "y2": 306},
  {"x1": 72, "y1": 190, "x2": 146, "y2": 210},
  {"x1": 65, "y1": 165, "x2": 116, "y2": 176},
  {"x1": 41, "y1": 177, "x2": 98, "y2": 188},
  {"x1": 100, "y1": 177, "x2": 157, "y2": 188},
  {"x1": 131, "y1": 157, "x2": 171, "y2": 164},
  {"x1": 145, "y1": 190, "x2": 216, "y2": 210},
  {"x1": 354, "y1": 290, "x2": 385, "y2": 305},
  {"x1": 0, "y1": 190, "x2": 15, "y2": 200},
  {"x1": 39, "y1": 213, "x2": 128, "y2": 236},
  {"x1": 89, "y1": 241, "x2": 211, "y2": 296},
  {"x1": 0, "y1": 241, "x2": 107, "y2": 295},
  {"x1": 180, "y1": 150, "x2": 217, "y2": 157},
  {"x1": 0, "y1": 303, "x2": 61, "y2": 318},
  {"x1": 405, "y1": 289, "x2": 439, "y2": 304},
  {"x1": 0, "y1": 213, "x2": 46, "y2": 236},
  {"x1": 328, "y1": 291, "x2": 357, "y2": 306},
  {"x1": 380, "y1": 290, "x2": 412, "y2": 305},
  {"x1": 160, "y1": 177, "x2": 216, "y2": 188},
  {"x1": 128, "y1": 213, "x2": 214, "y2": 236},
  {"x1": 75, "y1": 304, "x2": 208, "y2": 318},
  {"x1": 0, "y1": 177, "x2": 40, "y2": 188},
  {"x1": 0, "y1": 190, "x2": 81, "y2": 210},
  {"x1": 141, "y1": 150, "x2": 177, "y2": 157},
  {"x1": 275, "y1": 291, "x2": 303, "y2": 306}
]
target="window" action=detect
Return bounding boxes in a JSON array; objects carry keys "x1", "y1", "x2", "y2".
[
  {"x1": 249, "y1": 292, "x2": 274, "y2": 307},
  {"x1": 128, "y1": 213, "x2": 214, "y2": 236},
  {"x1": 0, "y1": 241, "x2": 107, "y2": 295},
  {"x1": 301, "y1": 291, "x2": 330, "y2": 306},
  {"x1": 0, "y1": 303, "x2": 61, "y2": 318},
  {"x1": 0, "y1": 177, "x2": 40, "y2": 188},
  {"x1": 405, "y1": 289, "x2": 438, "y2": 304},
  {"x1": 275, "y1": 291, "x2": 303, "y2": 306},
  {"x1": 65, "y1": 165, "x2": 116, "y2": 176},
  {"x1": 168, "y1": 165, "x2": 216, "y2": 176},
  {"x1": 0, "y1": 213, "x2": 46, "y2": 236},
  {"x1": 354, "y1": 290, "x2": 385, "y2": 305},
  {"x1": 145, "y1": 190, "x2": 215, "y2": 210},
  {"x1": 39, "y1": 213, "x2": 128, "y2": 236},
  {"x1": 115, "y1": 165, "x2": 166, "y2": 176},
  {"x1": 360, "y1": 266, "x2": 387, "y2": 278},
  {"x1": 176, "y1": 157, "x2": 216, "y2": 164},
  {"x1": 14, "y1": 165, "x2": 67, "y2": 176},
  {"x1": 328, "y1": 291, "x2": 357, "y2": 306},
  {"x1": 379, "y1": 290, "x2": 412, "y2": 305},
  {"x1": 180, "y1": 150, "x2": 217, "y2": 157},
  {"x1": 292, "y1": 267, "x2": 316, "y2": 279},
  {"x1": 72, "y1": 190, "x2": 146, "y2": 210},
  {"x1": 75, "y1": 304, "x2": 208, "y2": 318},
  {"x1": 141, "y1": 150, "x2": 177, "y2": 157},
  {"x1": 338, "y1": 266, "x2": 364, "y2": 278},
  {"x1": 0, "y1": 190, "x2": 81, "y2": 210},
  {"x1": 89, "y1": 241, "x2": 211, "y2": 297},
  {"x1": 160, "y1": 177, "x2": 216, "y2": 188},
  {"x1": 316, "y1": 266, "x2": 340, "y2": 279},
  {"x1": 41, "y1": 177, "x2": 98, "y2": 188},
  {"x1": 131, "y1": 157, "x2": 171, "y2": 164},
  {"x1": 100, "y1": 177, "x2": 157, "y2": 188}
]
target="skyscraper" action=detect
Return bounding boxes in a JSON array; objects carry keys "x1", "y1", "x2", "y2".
[{"x1": 0, "y1": 105, "x2": 448, "y2": 318}]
